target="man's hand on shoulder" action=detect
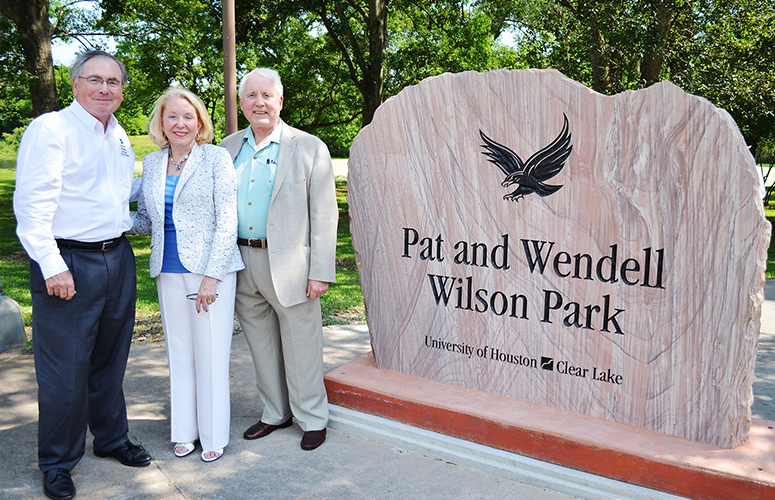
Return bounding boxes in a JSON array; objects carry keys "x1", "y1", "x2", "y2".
[
  {"x1": 46, "y1": 270, "x2": 76, "y2": 300},
  {"x1": 306, "y1": 279, "x2": 329, "y2": 300}
]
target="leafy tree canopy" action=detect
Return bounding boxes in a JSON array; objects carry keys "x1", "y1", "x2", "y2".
[{"x1": 1, "y1": 0, "x2": 773, "y2": 157}]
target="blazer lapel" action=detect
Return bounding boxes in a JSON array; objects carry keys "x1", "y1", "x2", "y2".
[
  {"x1": 152, "y1": 149, "x2": 168, "y2": 221},
  {"x1": 273, "y1": 121, "x2": 296, "y2": 200},
  {"x1": 176, "y1": 144, "x2": 200, "y2": 197},
  {"x1": 226, "y1": 129, "x2": 250, "y2": 159}
]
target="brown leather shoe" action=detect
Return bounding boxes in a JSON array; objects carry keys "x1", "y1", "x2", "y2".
[
  {"x1": 301, "y1": 429, "x2": 326, "y2": 450},
  {"x1": 243, "y1": 419, "x2": 292, "y2": 440}
]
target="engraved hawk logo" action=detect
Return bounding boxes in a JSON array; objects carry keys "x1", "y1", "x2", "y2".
[{"x1": 479, "y1": 114, "x2": 572, "y2": 202}]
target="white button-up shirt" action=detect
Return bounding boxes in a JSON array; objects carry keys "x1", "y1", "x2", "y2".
[{"x1": 13, "y1": 100, "x2": 135, "y2": 279}]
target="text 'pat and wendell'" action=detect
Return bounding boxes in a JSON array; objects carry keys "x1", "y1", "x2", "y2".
[{"x1": 402, "y1": 227, "x2": 667, "y2": 385}]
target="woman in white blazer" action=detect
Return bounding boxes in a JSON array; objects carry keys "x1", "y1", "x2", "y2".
[{"x1": 131, "y1": 88, "x2": 244, "y2": 462}]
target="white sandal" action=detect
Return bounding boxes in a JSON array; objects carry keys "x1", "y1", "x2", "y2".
[
  {"x1": 173, "y1": 441, "x2": 196, "y2": 458},
  {"x1": 201, "y1": 448, "x2": 223, "y2": 462}
]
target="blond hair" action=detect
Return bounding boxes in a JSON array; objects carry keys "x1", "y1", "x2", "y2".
[{"x1": 147, "y1": 87, "x2": 214, "y2": 148}]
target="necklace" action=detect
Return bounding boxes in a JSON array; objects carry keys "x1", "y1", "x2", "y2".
[{"x1": 169, "y1": 148, "x2": 192, "y2": 170}]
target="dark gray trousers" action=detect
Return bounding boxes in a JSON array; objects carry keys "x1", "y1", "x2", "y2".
[{"x1": 30, "y1": 236, "x2": 136, "y2": 472}]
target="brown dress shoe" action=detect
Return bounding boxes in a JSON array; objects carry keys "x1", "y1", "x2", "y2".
[
  {"x1": 301, "y1": 429, "x2": 327, "y2": 450},
  {"x1": 243, "y1": 419, "x2": 292, "y2": 440}
]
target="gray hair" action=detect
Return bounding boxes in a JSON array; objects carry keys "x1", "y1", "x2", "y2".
[
  {"x1": 71, "y1": 50, "x2": 128, "y2": 86},
  {"x1": 238, "y1": 68, "x2": 283, "y2": 98}
]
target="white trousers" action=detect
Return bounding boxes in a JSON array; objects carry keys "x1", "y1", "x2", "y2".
[{"x1": 156, "y1": 272, "x2": 236, "y2": 451}]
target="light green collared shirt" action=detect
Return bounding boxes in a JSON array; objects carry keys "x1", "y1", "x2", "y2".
[{"x1": 234, "y1": 124, "x2": 282, "y2": 239}]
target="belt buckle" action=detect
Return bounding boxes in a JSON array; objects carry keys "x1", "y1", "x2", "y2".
[{"x1": 101, "y1": 240, "x2": 114, "y2": 251}]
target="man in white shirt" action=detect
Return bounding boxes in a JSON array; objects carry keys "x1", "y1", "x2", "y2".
[{"x1": 13, "y1": 50, "x2": 150, "y2": 500}]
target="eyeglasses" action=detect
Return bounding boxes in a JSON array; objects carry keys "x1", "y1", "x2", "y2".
[
  {"x1": 78, "y1": 76, "x2": 123, "y2": 90},
  {"x1": 186, "y1": 293, "x2": 219, "y2": 301}
]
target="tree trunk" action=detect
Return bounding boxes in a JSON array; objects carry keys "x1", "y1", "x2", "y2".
[
  {"x1": 586, "y1": 12, "x2": 611, "y2": 94},
  {"x1": 0, "y1": 0, "x2": 59, "y2": 116},
  {"x1": 361, "y1": 0, "x2": 388, "y2": 127},
  {"x1": 641, "y1": 0, "x2": 677, "y2": 86}
]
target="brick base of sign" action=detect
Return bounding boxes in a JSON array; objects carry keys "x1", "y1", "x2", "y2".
[{"x1": 325, "y1": 353, "x2": 775, "y2": 500}]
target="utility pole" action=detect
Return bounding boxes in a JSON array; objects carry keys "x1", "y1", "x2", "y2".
[{"x1": 223, "y1": 0, "x2": 237, "y2": 135}]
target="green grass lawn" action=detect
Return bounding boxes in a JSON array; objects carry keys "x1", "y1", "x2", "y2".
[
  {"x1": 130, "y1": 135, "x2": 159, "y2": 158},
  {"x1": 0, "y1": 158, "x2": 364, "y2": 343},
  {"x1": 324, "y1": 177, "x2": 366, "y2": 325},
  {"x1": 765, "y1": 206, "x2": 775, "y2": 281},
  {"x1": 0, "y1": 164, "x2": 32, "y2": 333}
]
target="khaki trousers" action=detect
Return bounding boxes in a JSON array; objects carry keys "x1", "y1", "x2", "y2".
[{"x1": 235, "y1": 246, "x2": 328, "y2": 431}]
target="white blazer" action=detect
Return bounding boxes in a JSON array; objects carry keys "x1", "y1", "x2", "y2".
[{"x1": 131, "y1": 143, "x2": 244, "y2": 280}]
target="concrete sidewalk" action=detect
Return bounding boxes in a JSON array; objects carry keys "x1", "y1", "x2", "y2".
[{"x1": 1, "y1": 281, "x2": 773, "y2": 499}]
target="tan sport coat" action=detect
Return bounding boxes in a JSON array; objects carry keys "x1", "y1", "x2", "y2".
[{"x1": 221, "y1": 121, "x2": 337, "y2": 307}]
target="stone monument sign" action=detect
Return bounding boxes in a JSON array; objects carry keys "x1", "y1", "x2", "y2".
[{"x1": 347, "y1": 69, "x2": 770, "y2": 448}]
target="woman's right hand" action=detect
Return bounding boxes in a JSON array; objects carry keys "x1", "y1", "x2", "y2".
[{"x1": 194, "y1": 276, "x2": 219, "y2": 313}]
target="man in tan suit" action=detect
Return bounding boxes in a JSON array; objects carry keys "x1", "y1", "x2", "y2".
[{"x1": 221, "y1": 68, "x2": 337, "y2": 450}]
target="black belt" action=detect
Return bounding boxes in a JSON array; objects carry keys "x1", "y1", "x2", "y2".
[
  {"x1": 56, "y1": 235, "x2": 124, "y2": 251},
  {"x1": 237, "y1": 238, "x2": 268, "y2": 248}
]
